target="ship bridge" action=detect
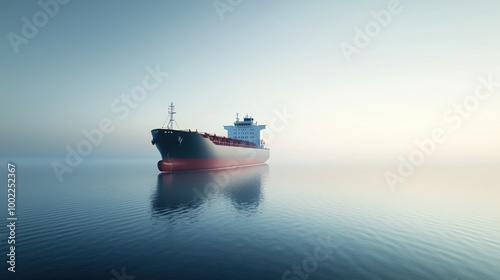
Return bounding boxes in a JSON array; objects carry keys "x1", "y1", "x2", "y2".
[{"x1": 224, "y1": 113, "x2": 266, "y2": 147}]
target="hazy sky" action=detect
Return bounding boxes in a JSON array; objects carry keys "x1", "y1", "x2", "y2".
[{"x1": 1, "y1": 0, "x2": 500, "y2": 164}]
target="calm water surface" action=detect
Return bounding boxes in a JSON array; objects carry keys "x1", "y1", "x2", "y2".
[{"x1": 0, "y1": 160, "x2": 499, "y2": 280}]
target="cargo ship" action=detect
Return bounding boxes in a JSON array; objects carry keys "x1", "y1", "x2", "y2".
[{"x1": 151, "y1": 103, "x2": 270, "y2": 172}]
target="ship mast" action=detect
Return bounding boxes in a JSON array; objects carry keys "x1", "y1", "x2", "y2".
[
  {"x1": 168, "y1": 102, "x2": 176, "y2": 129},
  {"x1": 162, "y1": 102, "x2": 179, "y2": 129}
]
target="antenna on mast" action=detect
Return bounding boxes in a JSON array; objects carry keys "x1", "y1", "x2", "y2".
[
  {"x1": 168, "y1": 102, "x2": 176, "y2": 129},
  {"x1": 162, "y1": 102, "x2": 180, "y2": 129}
]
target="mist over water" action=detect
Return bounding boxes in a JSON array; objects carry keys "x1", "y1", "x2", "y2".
[
  {"x1": 2, "y1": 1, "x2": 500, "y2": 279},
  {"x1": 0, "y1": 161, "x2": 498, "y2": 280}
]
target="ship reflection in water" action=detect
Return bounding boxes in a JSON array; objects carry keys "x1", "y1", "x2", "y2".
[{"x1": 151, "y1": 164, "x2": 269, "y2": 220}]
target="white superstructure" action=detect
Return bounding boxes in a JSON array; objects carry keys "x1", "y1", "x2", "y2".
[{"x1": 224, "y1": 113, "x2": 266, "y2": 148}]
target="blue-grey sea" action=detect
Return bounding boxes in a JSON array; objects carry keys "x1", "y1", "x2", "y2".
[{"x1": 0, "y1": 160, "x2": 499, "y2": 280}]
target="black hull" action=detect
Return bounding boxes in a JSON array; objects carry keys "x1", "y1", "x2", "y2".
[{"x1": 151, "y1": 129, "x2": 270, "y2": 171}]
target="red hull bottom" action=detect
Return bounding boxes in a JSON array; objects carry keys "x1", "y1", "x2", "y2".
[{"x1": 157, "y1": 158, "x2": 268, "y2": 172}]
